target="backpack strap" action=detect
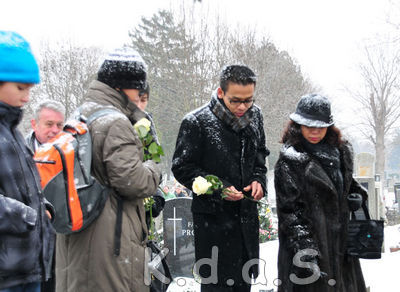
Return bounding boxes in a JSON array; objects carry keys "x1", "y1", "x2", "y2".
[
  {"x1": 86, "y1": 108, "x2": 121, "y2": 126},
  {"x1": 114, "y1": 195, "x2": 124, "y2": 256}
]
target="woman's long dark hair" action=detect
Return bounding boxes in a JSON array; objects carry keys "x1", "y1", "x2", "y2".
[{"x1": 280, "y1": 120, "x2": 345, "y2": 147}]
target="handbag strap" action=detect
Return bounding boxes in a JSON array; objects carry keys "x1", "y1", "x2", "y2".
[{"x1": 350, "y1": 200, "x2": 371, "y2": 220}]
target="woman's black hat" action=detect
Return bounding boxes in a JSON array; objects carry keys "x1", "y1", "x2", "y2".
[{"x1": 290, "y1": 94, "x2": 334, "y2": 127}]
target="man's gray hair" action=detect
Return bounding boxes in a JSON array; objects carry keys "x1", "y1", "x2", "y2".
[{"x1": 34, "y1": 99, "x2": 66, "y2": 121}]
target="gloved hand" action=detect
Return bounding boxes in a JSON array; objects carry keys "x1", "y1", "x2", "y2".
[
  {"x1": 150, "y1": 188, "x2": 166, "y2": 218},
  {"x1": 347, "y1": 193, "x2": 362, "y2": 211},
  {"x1": 151, "y1": 195, "x2": 165, "y2": 218}
]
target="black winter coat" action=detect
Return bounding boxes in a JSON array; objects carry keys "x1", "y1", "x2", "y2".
[
  {"x1": 172, "y1": 93, "x2": 269, "y2": 284},
  {"x1": 274, "y1": 142, "x2": 367, "y2": 292},
  {"x1": 0, "y1": 102, "x2": 55, "y2": 289}
]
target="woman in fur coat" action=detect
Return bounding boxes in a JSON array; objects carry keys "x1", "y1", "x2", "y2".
[{"x1": 274, "y1": 94, "x2": 368, "y2": 292}]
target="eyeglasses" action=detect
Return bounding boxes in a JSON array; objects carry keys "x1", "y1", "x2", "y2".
[{"x1": 227, "y1": 97, "x2": 255, "y2": 107}]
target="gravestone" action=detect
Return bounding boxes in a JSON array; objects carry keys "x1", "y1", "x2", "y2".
[
  {"x1": 355, "y1": 152, "x2": 375, "y2": 177},
  {"x1": 354, "y1": 152, "x2": 385, "y2": 219},
  {"x1": 355, "y1": 176, "x2": 383, "y2": 220},
  {"x1": 163, "y1": 197, "x2": 195, "y2": 279}
]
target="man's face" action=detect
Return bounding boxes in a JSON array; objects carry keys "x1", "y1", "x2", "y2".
[
  {"x1": 217, "y1": 83, "x2": 255, "y2": 117},
  {"x1": 122, "y1": 89, "x2": 140, "y2": 106},
  {"x1": 31, "y1": 108, "x2": 64, "y2": 143},
  {"x1": 0, "y1": 82, "x2": 33, "y2": 107},
  {"x1": 138, "y1": 93, "x2": 149, "y2": 111}
]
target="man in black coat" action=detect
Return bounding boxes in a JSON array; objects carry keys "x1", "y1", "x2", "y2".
[{"x1": 172, "y1": 65, "x2": 269, "y2": 292}]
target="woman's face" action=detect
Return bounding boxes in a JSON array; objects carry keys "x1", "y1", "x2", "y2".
[{"x1": 301, "y1": 125, "x2": 328, "y2": 144}]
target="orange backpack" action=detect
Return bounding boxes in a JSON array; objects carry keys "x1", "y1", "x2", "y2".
[{"x1": 34, "y1": 109, "x2": 118, "y2": 234}]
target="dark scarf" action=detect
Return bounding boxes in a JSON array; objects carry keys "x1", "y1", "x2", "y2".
[
  {"x1": 302, "y1": 138, "x2": 344, "y2": 195},
  {"x1": 0, "y1": 101, "x2": 23, "y2": 127},
  {"x1": 210, "y1": 90, "x2": 253, "y2": 133}
]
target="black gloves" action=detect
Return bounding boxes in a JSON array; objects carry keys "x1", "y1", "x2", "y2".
[
  {"x1": 151, "y1": 195, "x2": 165, "y2": 218},
  {"x1": 347, "y1": 193, "x2": 362, "y2": 212}
]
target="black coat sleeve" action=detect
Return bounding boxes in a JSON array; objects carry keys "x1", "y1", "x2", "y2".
[
  {"x1": 250, "y1": 114, "x2": 269, "y2": 194},
  {"x1": 172, "y1": 115, "x2": 209, "y2": 191}
]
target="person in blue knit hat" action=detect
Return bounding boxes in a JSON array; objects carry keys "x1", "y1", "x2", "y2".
[{"x1": 0, "y1": 31, "x2": 55, "y2": 292}]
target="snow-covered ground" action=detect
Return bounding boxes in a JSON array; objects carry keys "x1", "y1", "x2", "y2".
[
  {"x1": 360, "y1": 224, "x2": 400, "y2": 292},
  {"x1": 252, "y1": 224, "x2": 400, "y2": 292},
  {"x1": 167, "y1": 224, "x2": 400, "y2": 292}
]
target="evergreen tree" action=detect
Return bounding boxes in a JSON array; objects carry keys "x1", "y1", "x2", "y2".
[{"x1": 129, "y1": 10, "x2": 204, "y2": 177}]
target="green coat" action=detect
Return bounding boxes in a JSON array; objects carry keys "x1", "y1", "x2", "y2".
[{"x1": 56, "y1": 80, "x2": 161, "y2": 292}]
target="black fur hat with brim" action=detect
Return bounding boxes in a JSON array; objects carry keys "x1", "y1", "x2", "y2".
[{"x1": 290, "y1": 94, "x2": 334, "y2": 128}]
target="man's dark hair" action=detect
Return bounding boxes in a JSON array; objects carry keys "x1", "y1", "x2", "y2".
[
  {"x1": 220, "y1": 65, "x2": 257, "y2": 93},
  {"x1": 139, "y1": 83, "x2": 150, "y2": 99},
  {"x1": 280, "y1": 120, "x2": 344, "y2": 147}
]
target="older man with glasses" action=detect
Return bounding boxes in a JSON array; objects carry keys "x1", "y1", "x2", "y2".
[{"x1": 172, "y1": 65, "x2": 269, "y2": 292}]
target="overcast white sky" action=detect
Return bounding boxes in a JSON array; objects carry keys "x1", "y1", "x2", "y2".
[{"x1": 1, "y1": 0, "x2": 397, "y2": 131}]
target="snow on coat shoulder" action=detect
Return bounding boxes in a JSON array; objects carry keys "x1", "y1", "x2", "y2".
[{"x1": 280, "y1": 144, "x2": 308, "y2": 162}]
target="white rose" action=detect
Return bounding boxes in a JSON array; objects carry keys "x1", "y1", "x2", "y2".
[
  {"x1": 192, "y1": 176, "x2": 212, "y2": 195},
  {"x1": 134, "y1": 118, "x2": 151, "y2": 133}
]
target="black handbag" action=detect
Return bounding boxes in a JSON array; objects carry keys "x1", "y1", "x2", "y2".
[
  {"x1": 147, "y1": 240, "x2": 173, "y2": 292},
  {"x1": 347, "y1": 201, "x2": 384, "y2": 259}
]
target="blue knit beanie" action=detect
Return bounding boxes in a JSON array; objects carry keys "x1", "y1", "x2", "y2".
[{"x1": 0, "y1": 31, "x2": 40, "y2": 84}]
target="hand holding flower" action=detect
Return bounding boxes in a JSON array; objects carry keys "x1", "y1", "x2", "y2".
[
  {"x1": 223, "y1": 186, "x2": 244, "y2": 201},
  {"x1": 192, "y1": 175, "x2": 267, "y2": 205},
  {"x1": 243, "y1": 181, "x2": 263, "y2": 201},
  {"x1": 192, "y1": 174, "x2": 239, "y2": 200}
]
